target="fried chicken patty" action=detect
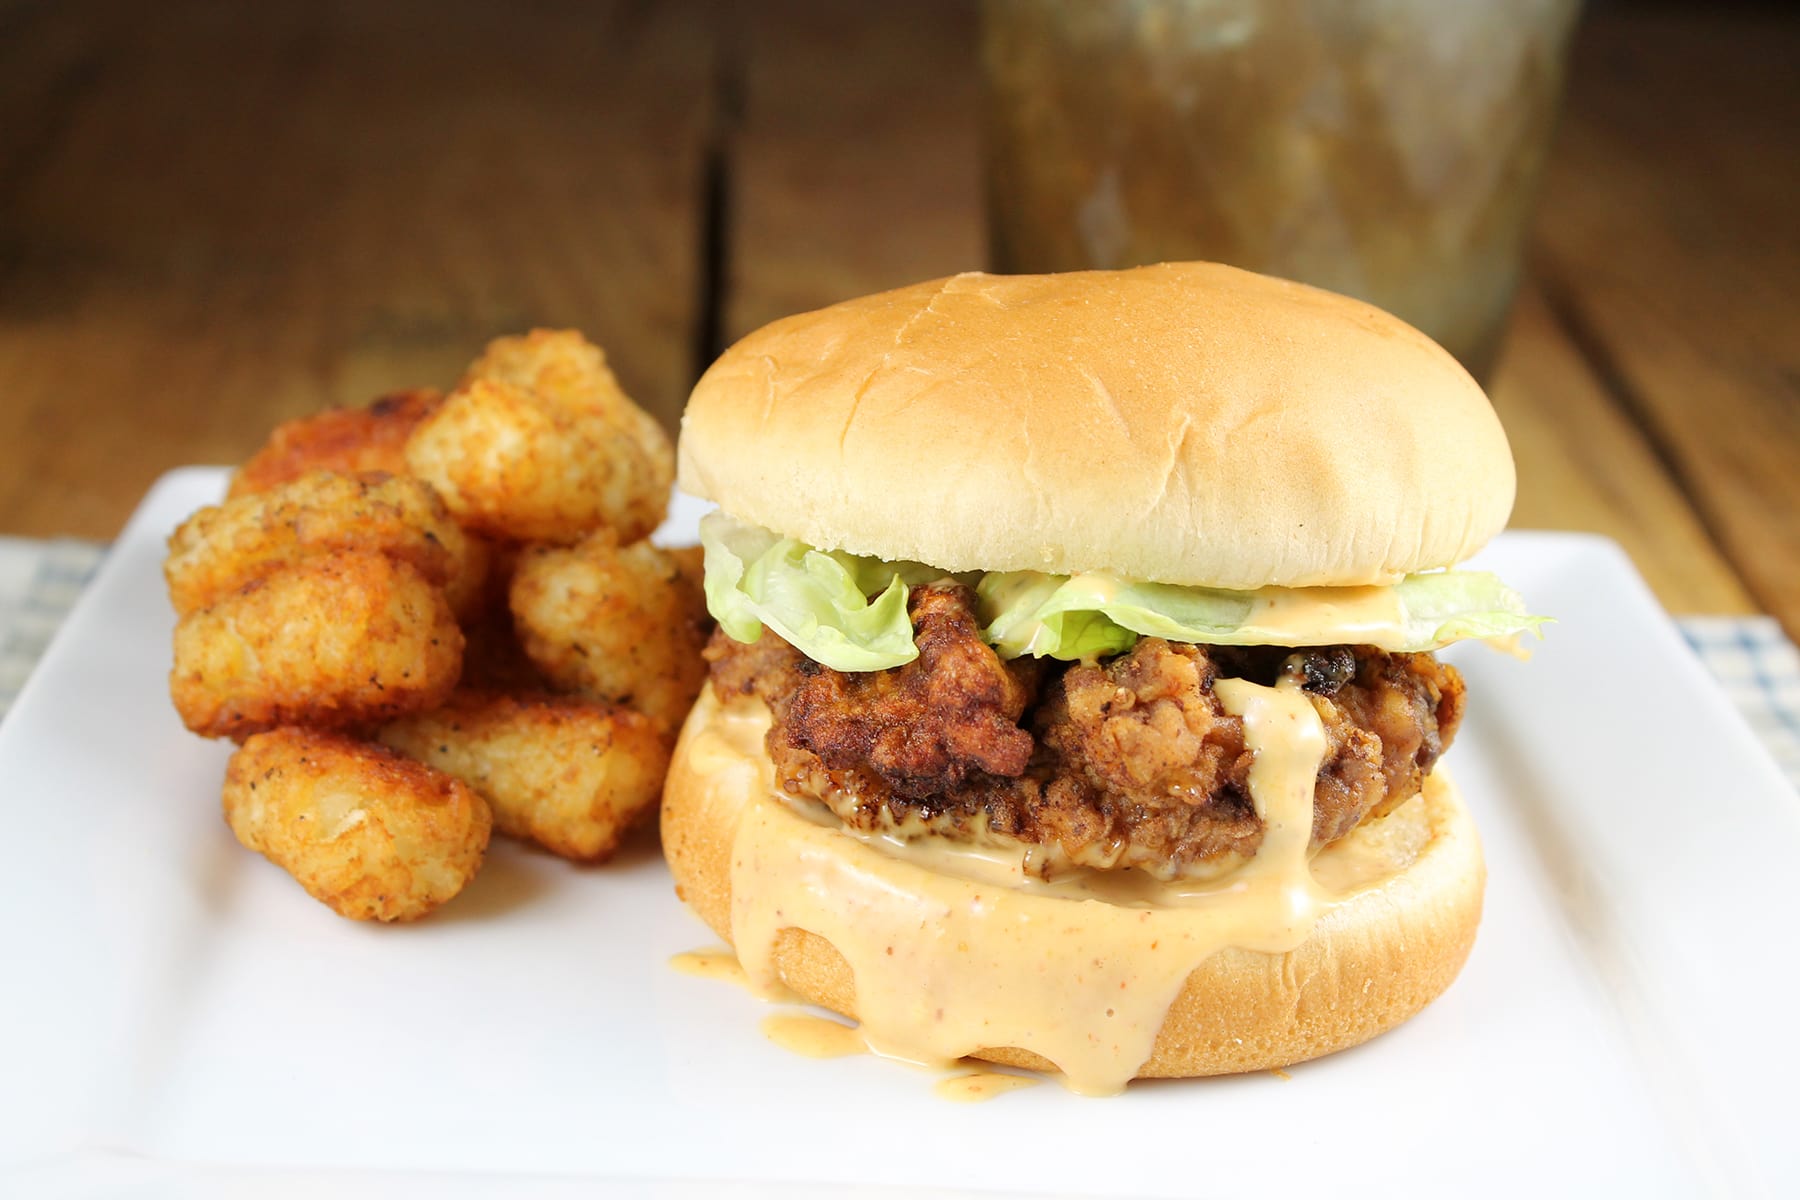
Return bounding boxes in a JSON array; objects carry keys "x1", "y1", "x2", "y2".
[{"x1": 706, "y1": 582, "x2": 1465, "y2": 880}]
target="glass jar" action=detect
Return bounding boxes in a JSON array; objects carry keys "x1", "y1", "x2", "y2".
[{"x1": 982, "y1": 0, "x2": 1582, "y2": 379}]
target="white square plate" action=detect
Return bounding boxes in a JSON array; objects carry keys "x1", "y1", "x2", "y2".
[{"x1": 3, "y1": 468, "x2": 1796, "y2": 1198}]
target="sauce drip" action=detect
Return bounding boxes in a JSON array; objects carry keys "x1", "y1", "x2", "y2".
[
  {"x1": 760, "y1": 1013, "x2": 866, "y2": 1059},
  {"x1": 668, "y1": 948, "x2": 751, "y2": 988},
  {"x1": 934, "y1": 1072, "x2": 1042, "y2": 1103},
  {"x1": 689, "y1": 677, "x2": 1399, "y2": 1096},
  {"x1": 1481, "y1": 631, "x2": 1534, "y2": 660}
]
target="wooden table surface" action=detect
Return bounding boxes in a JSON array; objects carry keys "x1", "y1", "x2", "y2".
[{"x1": 1, "y1": 1, "x2": 1794, "y2": 633}]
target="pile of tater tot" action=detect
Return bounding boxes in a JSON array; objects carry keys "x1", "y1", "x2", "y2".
[{"x1": 165, "y1": 331, "x2": 710, "y2": 921}]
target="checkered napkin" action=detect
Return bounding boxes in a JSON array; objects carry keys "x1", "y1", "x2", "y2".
[
  {"x1": 0, "y1": 537, "x2": 107, "y2": 716},
  {"x1": 1675, "y1": 617, "x2": 1800, "y2": 791},
  {"x1": 2, "y1": 537, "x2": 1797, "y2": 795}
]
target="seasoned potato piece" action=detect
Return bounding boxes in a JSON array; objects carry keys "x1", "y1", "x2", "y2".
[
  {"x1": 224, "y1": 728, "x2": 491, "y2": 921},
  {"x1": 172, "y1": 550, "x2": 463, "y2": 740},
  {"x1": 165, "y1": 470, "x2": 476, "y2": 617},
  {"x1": 509, "y1": 533, "x2": 710, "y2": 736},
  {"x1": 406, "y1": 329, "x2": 674, "y2": 545},
  {"x1": 460, "y1": 331, "x2": 665, "y2": 468},
  {"x1": 381, "y1": 691, "x2": 669, "y2": 862},
  {"x1": 405, "y1": 378, "x2": 672, "y2": 545},
  {"x1": 229, "y1": 388, "x2": 443, "y2": 498},
  {"x1": 461, "y1": 329, "x2": 621, "y2": 409}
]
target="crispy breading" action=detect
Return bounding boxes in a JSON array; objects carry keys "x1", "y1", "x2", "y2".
[
  {"x1": 171, "y1": 550, "x2": 463, "y2": 740},
  {"x1": 405, "y1": 365, "x2": 673, "y2": 544},
  {"x1": 784, "y1": 582, "x2": 1040, "y2": 797},
  {"x1": 1030, "y1": 641, "x2": 1380, "y2": 870},
  {"x1": 509, "y1": 532, "x2": 710, "y2": 736},
  {"x1": 164, "y1": 469, "x2": 477, "y2": 617},
  {"x1": 224, "y1": 727, "x2": 491, "y2": 921},
  {"x1": 229, "y1": 389, "x2": 443, "y2": 498},
  {"x1": 708, "y1": 584, "x2": 1467, "y2": 881},
  {"x1": 381, "y1": 690, "x2": 669, "y2": 862},
  {"x1": 1317, "y1": 647, "x2": 1466, "y2": 820}
]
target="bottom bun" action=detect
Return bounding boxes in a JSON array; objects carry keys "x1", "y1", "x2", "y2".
[{"x1": 662, "y1": 685, "x2": 1486, "y2": 1082}]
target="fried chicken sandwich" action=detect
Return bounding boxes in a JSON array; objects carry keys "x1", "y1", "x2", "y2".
[{"x1": 662, "y1": 262, "x2": 1540, "y2": 1094}]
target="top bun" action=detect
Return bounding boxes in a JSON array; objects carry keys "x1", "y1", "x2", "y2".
[{"x1": 679, "y1": 263, "x2": 1514, "y2": 589}]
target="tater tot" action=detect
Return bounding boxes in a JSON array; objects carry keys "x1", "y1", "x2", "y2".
[
  {"x1": 171, "y1": 550, "x2": 463, "y2": 740},
  {"x1": 459, "y1": 330, "x2": 656, "y2": 445},
  {"x1": 381, "y1": 690, "x2": 669, "y2": 862},
  {"x1": 404, "y1": 377, "x2": 672, "y2": 544},
  {"x1": 508, "y1": 533, "x2": 709, "y2": 736},
  {"x1": 461, "y1": 329, "x2": 619, "y2": 408},
  {"x1": 164, "y1": 470, "x2": 476, "y2": 617},
  {"x1": 229, "y1": 388, "x2": 443, "y2": 498},
  {"x1": 224, "y1": 728, "x2": 491, "y2": 921}
]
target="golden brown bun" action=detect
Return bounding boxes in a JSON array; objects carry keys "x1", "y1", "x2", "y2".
[
  {"x1": 662, "y1": 686, "x2": 1486, "y2": 1080},
  {"x1": 679, "y1": 263, "x2": 1513, "y2": 589}
]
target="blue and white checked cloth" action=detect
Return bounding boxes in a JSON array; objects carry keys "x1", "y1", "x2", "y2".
[
  {"x1": 1676, "y1": 616, "x2": 1800, "y2": 789},
  {"x1": 0, "y1": 538, "x2": 106, "y2": 715},
  {"x1": 2, "y1": 538, "x2": 1797, "y2": 793}
]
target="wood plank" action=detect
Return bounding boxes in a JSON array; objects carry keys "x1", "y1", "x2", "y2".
[
  {"x1": 1531, "y1": 7, "x2": 1800, "y2": 631},
  {"x1": 0, "y1": 0, "x2": 716, "y2": 539},
  {"x1": 722, "y1": 0, "x2": 981, "y2": 341},
  {"x1": 1491, "y1": 290, "x2": 1754, "y2": 614}
]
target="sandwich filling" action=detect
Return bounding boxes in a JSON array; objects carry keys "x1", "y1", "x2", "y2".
[
  {"x1": 708, "y1": 581, "x2": 1464, "y2": 882},
  {"x1": 699, "y1": 512, "x2": 1533, "y2": 882}
]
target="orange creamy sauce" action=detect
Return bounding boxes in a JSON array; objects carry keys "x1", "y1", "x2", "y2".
[
  {"x1": 1239, "y1": 584, "x2": 1410, "y2": 649},
  {"x1": 934, "y1": 1071, "x2": 1042, "y2": 1103},
  {"x1": 756, "y1": 1004, "x2": 1043, "y2": 1102},
  {"x1": 668, "y1": 948, "x2": 751, "y2": 988},
  {"x1": 760, "y1": 1013, "x2": 865, "y2": 1059},
  {"x1": 680, "y1": 681, "x2": 1418, "y2": 1096}
]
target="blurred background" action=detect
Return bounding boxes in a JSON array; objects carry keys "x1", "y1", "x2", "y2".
[{"x1": 0, "y1": 0, "x2": 1793, "y2": 637}]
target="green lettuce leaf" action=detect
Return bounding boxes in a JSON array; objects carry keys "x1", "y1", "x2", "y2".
[
  {"x1": 978, "y1": 568, "x2": 1547, "y2": 659},
  {"x1": 976, "y1": 572, "x2": 1138, "y2": 660},
  {"x1": 700, "y1": 512, "x2": 943, "y2": 671},
  {"x1": 1391, "y1": 572, "x2": 1550, "y2": 646},
  {"x1": 702, "y1": 514, "x2": 1547, "y2": 670}
]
